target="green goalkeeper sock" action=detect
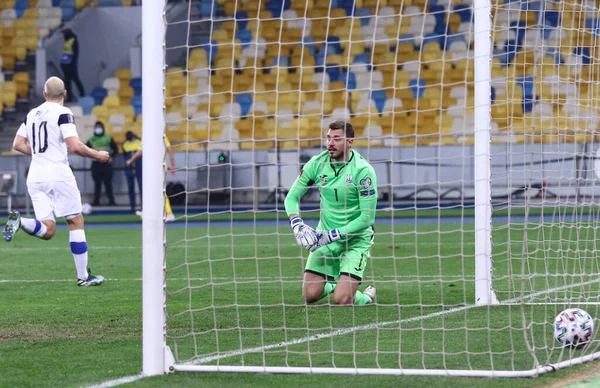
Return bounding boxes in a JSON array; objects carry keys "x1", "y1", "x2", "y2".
[
  {"x1": 319, "y1": 283, "x2": 336, "y2": 300},
  {"x1": 354, "y1": 290, "x2": 372, "y2": 305}
]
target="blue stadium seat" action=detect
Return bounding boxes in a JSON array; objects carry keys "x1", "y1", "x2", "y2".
[
  {"x1": 325, "y1": 64, "x2": 342, "y2": 82},
  {"x1": 315, "y1": 53, "x2": 326, "y2": 67},
  {"x1": 235, "y1": 30, "x2": 253, "y2": 49},
  {"x1": 199, "y1": 39, "x2": 217, "y2": 63},
  {"x1": 409, "y1": 79, "x2": 426, "y2": 99},
  {"x1": 353, "y1": 54, "x2": 372, "y2": 71},
  {"x1": 303, "y1": 37, "x2": 316, "y2": 56},
  {"x1": 236, "y1": 93, "x2": 252, "y2": 116},
  {"x1": 371, "y1": 90, "x2": 387, "y2": 113},
  {"x1": 516, "y1": 76, "x2": 534, "y2": 100},
  {"x1": 586, "y1": 19, "x2": 600, "y2": 36},
  {"x1": 453, "y1": 5, "x2": 472, "y2": 23},
  {"x1": 129, "y1": 78, "x2": 142, "y2": 96},
  {"x1": 545, "y1": 48, "x2": 563, "y2": 64},
  {"x1": 77, "y1": 96, "x2": 95, "y2": 115},
  {"x1": 131, "y1": 96, "x2": 142, "y2": 117},
  {"x1": 339, "y1": 0, "x2": 354, "y2": 16},
  {"x1": 14, "y1": 0, "x2": 28, "y2": 17},
  {"x1": 265, "y1": 0, "x2": 290, "y2": 19},
  {"x1": 337, "y1": 72, "x2": 356, "y2": 89},
  {"x1": 270, "y1": 56, "x2": 289, "y2": 67},
  {"x1": 521, "y1": 1, "x2": 542, "y2": 11},
  {"x1": 235, "y1": 12, "x2": 249, "y2": 31},
  {"x1": 573, "y1": 47, "x2": 591, "y2": 64},
  {"x1": 52, "y1": 0, "x2": 61, "y2": 6},
  {"x1": 324, "y1": 36, "x2": 342, "y2": 55},
  {"x1": 541, "y1": 10, "x2": 560, "y2": 27},
  {"x1": 199, "y1": 0, "x2": 216, "y2": 17},
  {"x1": 91, "y1": 87, "x2": 108, "y2": 106},
  {"x1": 354, "y1": 8, "x2": 371, "y2": 26}
]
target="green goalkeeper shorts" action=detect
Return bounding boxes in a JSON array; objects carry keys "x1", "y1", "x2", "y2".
[{"x1": 305, "y1": 235, "x2": 373, "y2": 282}]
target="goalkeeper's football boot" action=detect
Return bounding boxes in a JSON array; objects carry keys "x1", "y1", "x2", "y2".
[
  {"x1": 3, "y1": 210, "x2": 21, "y2": 242},
  {"x1": 363, "y1": 285, "x2": 376, "y2": 304},
  {"x1": 77, "y1": 268, "x2": 105, "y2": 287}
]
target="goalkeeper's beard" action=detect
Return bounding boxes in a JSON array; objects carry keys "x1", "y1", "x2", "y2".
[{"x1": 328, "y1": 148, "x2": 344, "y2": 161}]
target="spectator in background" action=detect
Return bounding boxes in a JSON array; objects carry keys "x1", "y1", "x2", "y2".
[
  {"x1": 122, "y1": 131, "x2": 143, "y2": 213},
  {"x1": 61, "y1": 29, "x2": 85, "y2": 103},
  {"x1": 86, "y1": 122, "x2": 118, "y2": 206}
]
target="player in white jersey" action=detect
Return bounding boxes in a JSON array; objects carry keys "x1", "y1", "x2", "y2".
[{"x1": 2, "y1": 76, "x2": 110, "y2": 287}]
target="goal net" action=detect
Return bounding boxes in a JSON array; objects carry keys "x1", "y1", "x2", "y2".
[{"x1": 142, "y1": 0, "x2": 600, "y2": 378}]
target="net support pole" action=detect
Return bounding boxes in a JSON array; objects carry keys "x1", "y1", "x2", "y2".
[
  {"x1": 473, "y1": 0, "x2": 497, "y2": 305},
  {"x1": 142, "y1": 0, "x2": 167, "y2": 375}
]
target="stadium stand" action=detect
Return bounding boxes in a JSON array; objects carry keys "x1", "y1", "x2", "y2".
[
  {"x1": 0, "y1": 0, "x2": 135, "y2": 131},
  {"x1": 59, "y1": 0, "x2": 600, "y2": 150}
]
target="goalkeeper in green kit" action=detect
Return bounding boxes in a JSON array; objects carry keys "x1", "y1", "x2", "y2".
[{"x1": 285, "y1": 121, "x2": 377, "y2": 305}]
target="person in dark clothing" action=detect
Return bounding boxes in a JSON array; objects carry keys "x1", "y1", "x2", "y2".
[
  {"x1": 61, "y1": 28, "x2": 85, "y2": 103},
  {"x1": 122, "y1": 131, "x2": 143, "y2": 213},
  {"x1": 86, "y1": 122, "x2": 118, "y2": 206}
]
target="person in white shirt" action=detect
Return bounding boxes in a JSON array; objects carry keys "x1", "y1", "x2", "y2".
[{"x1": 3, "y1": 76, "x2": 110, "y2": 287}]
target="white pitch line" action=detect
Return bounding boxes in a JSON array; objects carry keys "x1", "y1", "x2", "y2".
[
  {"x1": 2, "y1": 241, "x2": 473, "y2": 251},
  {"x1": 84, "y1": 373, "x2": 145, "y2": 388},
  {"x1": 0, "y1": 274, "x2": 469, "y2": 284}
]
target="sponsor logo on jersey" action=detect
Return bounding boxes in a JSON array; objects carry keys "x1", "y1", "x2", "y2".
[
  {"x1": 319, "y1": 174, "x2": 328, "y2": 183},
  {"x1": 360, "y1": 177, "x2": 372, "y2": 189},
  {"x1": 345, "y1": 174, "x2": 353, "y2": 184}
]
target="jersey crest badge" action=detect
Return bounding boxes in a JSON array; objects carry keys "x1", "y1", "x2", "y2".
[
  {"x1": 319, "y1": 175, "x2": 328, "y2": 183},
  {"x1": 360, "y1": 177, "x2": 372, "y2": 189},
  {"x1": 345, "y1": 174, "x2": 353, "y2": 184}
]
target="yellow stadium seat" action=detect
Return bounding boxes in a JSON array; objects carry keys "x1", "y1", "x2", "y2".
[
  {"x1": 103, "y1": 95, "x2": 120, "y2": 108},
  {"x1": 115, "y1": 68, "x2": 132, "y2": 83},
  {"x1": 14, "y1": 72, "x2": 29, "y2": 99},
  {"x1": 91, "y1": 105, "x2": 108, "y2": 122},
  {"x1": 22, "y1": 8, "x2": 39, "y2": 19},
  {"x1": 291, "y1": 0, "x2": 313, "y2": 12},
  {"x1": 118, "y1": 86, "x2": 134, "y2": 106}
]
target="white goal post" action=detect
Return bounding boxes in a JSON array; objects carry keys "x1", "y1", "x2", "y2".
[{"x1": 142, "y1": 0, "x2": 600, "y2": 378}]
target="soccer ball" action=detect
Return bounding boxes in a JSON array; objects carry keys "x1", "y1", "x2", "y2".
[
  {"x1": 554, "y1": 308, "x2": 594, "y2": 348},
  {"x1": 82, "y1": 203, "x2": 93, "y2": 215}
]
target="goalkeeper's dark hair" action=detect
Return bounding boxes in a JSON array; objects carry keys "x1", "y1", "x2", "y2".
[{"x1": 329, "y1": 121, "x2": 355, "y2": 139}]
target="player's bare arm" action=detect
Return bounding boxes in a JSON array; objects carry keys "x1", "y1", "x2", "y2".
[
  {"x1": 126, "y1": 149, "x2": 143, "y2": 167},
  {"x1": 12, "y1": 134, "x2": 32, "y2": 156},
  {"x1": 167, "y1": 146, "x2": 176, "y2": 175},
  {"x1": 65, "y1": 136, "x2": 110, "y2": 162}
]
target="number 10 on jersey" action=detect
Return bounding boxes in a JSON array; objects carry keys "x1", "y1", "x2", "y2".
[{"x1": 32, "y1": 121, "x2": 48, "y2": 154}]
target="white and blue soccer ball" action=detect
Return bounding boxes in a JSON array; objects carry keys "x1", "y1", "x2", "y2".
[
  {"x1": 554, "y1": 308, "x2": 594, "y2": 348},
  {"x1": 82, "y1": 203, "x2": 93, "y2": 215}
]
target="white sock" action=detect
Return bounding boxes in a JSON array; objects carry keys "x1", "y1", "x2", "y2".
[
  {"x1": 69, "y1": 229, "x2": 89, "y2": 280},
  {"x1": 20, "y1": 217, "x2": 47, "y2": 238}
]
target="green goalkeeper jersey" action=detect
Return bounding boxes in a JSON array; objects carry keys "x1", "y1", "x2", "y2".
[{"x1": 285, "y1": 149, "x2": 378, "y2": 239}]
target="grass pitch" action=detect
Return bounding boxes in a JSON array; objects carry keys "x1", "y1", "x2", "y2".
[{"x1": 1, "y1": 211, "x2": 599, "y2": 387}]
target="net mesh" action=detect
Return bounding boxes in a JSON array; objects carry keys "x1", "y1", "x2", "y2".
[{"x1": 159, "y1": 0, "x2": 600, "y2": 374}]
